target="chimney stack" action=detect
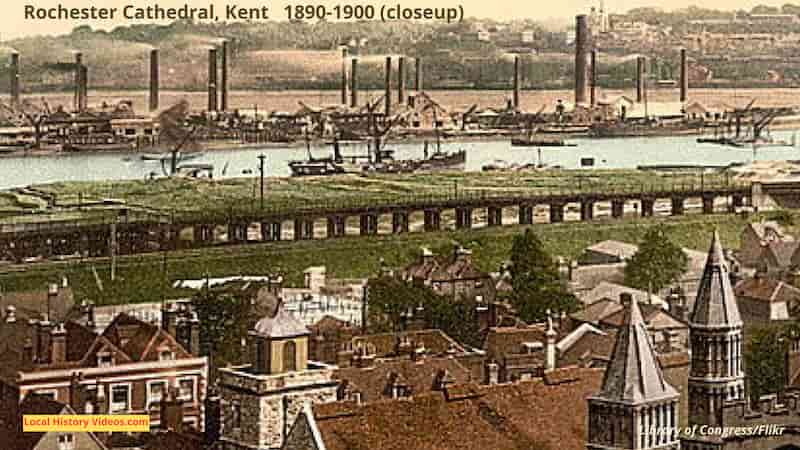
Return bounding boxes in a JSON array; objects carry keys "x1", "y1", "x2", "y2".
[
  {"x1": 37, "y1": 318, "x2": 53, "y2": 364},
  {"x1": 590, "y1": 49, "x2": 597, "y2": 107},
  {"x1": 208, "y1": 47, "x2": 218, "y2": 112},
  {"x1": 513, "y1": 55, "x2": 520, "y2": 110},
  {"x1": 10, "y1": 52, "x2": 19, "y2": 107},
  {"x1": 149, "y1": 49, "x2": 159, "y2": 112},
  {"x1": 350, "y1": 58, "x2": 358, "y2": 107},
  {"x1": 384, "y1": 56, "x2": 392, "y2": 116},
  {"x1": 341, "y1": 46, "x2": 349, "y2": 105},
  {"x1": 574, "y1": 15, "x2": 591, "y2": 105},
  {"x1": 73, "y1": 52, "x2": 83, "y2": 112},
  {"x1": 160, "y1": 387, "x2": 184, "y2": 433},
  {"x1": 220, "y1": 41, "x2": 229, "y2": 112},
  {"x1": 545, "y1": 310, "x2": 557, "y2": 372},
  {"x1": 397, "y1": 56, "x2": 405, "y2": 106},
  {"x1": 80, "y1": 65, "x2": 88, "y2": 112},
  {"x1": 680, "y1": 48, "x2": 688, "y2": 102},
  {"x1": 636, "y1": 56, "x2": 645, "y2": 103},
  {"x1": 414, "y1": 57, "x2": 423, "y2": 92},
  {"x1": 51, "y1": 323, "x2": 67, "y2": 364}
]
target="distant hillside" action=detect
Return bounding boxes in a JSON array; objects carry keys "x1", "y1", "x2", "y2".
[{"x1": 0, "y1": 19, "x2": 567, "y2": 93}]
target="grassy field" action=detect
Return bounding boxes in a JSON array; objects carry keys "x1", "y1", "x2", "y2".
[
  {"x1": 2, "y1": 169, "x2": 739, "y2": 224},
  {"x1": 0, "y1": 211, "x2": 785, "y2": 306}
]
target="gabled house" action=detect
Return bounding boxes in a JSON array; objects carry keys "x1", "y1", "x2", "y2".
[{"x1": 0, "y1": 313, "x2": 208, "y2": 432}]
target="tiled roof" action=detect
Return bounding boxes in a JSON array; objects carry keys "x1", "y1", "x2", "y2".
[
  {"x1": 763, "y1": 241, "x2": 800, "y2": 268},
  {"x1": 691, "y1": 231, "x2": 743, "y2": 329},
  {"x1": 579, "y1": 282, "x2": 665, "y2": 307},
  {"x1": 584, "y1": 240, "x2": 639, "y2": 260},
  {"x1": 352, "y1": 330, "x2": 465, "y2": 358},
  {"x1": 735, "y1": 277, "x2": 800, "y2": 304},
  {"x1": 310, "y1": 367, "x2": 604, "y2": 450},
  {"x1": 593, "y1": 299, "x2": 678, "y2": 405},
  {"x1": 333, "y1": 357, "x2": 472, "y2": 402}
]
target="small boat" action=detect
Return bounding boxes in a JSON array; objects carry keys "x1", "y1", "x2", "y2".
[
  {"x1": 511, "y1": 136, "x2": 576, "y2": 147},
  {"x1": 141, "y1": 152, "x2": 204, "y2": 162},
  {"x1": 288, "y1": 158, "x2": 346, "y2": 176},
  {"x1": 64, "y1": 142, "x2": 136, "y2": 152}
]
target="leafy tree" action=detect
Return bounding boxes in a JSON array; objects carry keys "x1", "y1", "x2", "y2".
[
  {"x1": 366, "y1": 276, "x2": 481, "y2": 347},
  {"x1": 192, "y1": 283, "x2": 260, "y2": 374},
  {"x1": 744, "y1": 322, "x2": 800, "y2": 404},
  {"x1": 509, "y1": 229, "x2": 579, "y2": 323},
  {"x1": 423, "y1": 293, "x2": 481, "y2": 348},
  {"x1": 365, "y1": 276, "x2": 416, "y2": 332},
  {"x1": 624, "y1": 226, "x2": 688, "y2": 293}
]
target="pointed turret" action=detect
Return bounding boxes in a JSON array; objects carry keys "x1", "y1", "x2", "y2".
[
  {"x1": 587, "y1": 293, "x2": 680, "y2": 450},
  {"x1": 690, "y1": 230, "x2": 742, "y2": 329},
  {"x1": 687, "y1": 231, "x2": 745, "y2": 428},
  {"x1": 595, "y1": 293, "x2": 678, "y2": 404}
]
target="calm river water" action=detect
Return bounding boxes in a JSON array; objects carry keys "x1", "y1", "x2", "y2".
[{"x1": 2, "y1": 130, "x2": 800, "y2": 190}]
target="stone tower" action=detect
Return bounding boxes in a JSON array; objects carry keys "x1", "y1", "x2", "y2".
[
  {"x1": 687, "y1": 231, "x2": 745, "y2": 428},
  {"x1": 218, "y1": 302, "x2": 338, "y2": 450},
  {"x1": 587, "y1": 293, "x2": 680, "y2": 450}
]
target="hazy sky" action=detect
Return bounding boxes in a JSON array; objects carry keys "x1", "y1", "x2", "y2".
[{"x1": 3, "y1": 0, "x2": 794, "y2": 39}]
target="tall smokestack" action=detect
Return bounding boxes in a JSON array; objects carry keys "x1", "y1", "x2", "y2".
[
  {"x1": 208, "y1": 47, "x2": 218, "y2": 112},
  {"x1": 415, "y1": 57, "x2": 423, "y2": 92},
  {"x1": 80, "y1": 65, "x2": 88, "y2": 111},
  {"x1": 384, "y1": 56, "x2": 392, "y2": 116},
  {"x1": 10, "y1": 52, "x2": 19, "y2": 107},
  {"x1": 590, "y1": 49, "x2": 597, "y2": 107},
  {"x1": 680, "y1": 48, "x2": 688, "y2": 102},
  {"x1": 398, "y1": 56, "x2": 405, "y2": 106},
  {"x1": 341, "y1": 46, "x2": 348, "y2": 105},
  {"x1": 636, "y1": 56, "x2": 645, "y2": 103},
  {"x1": 574, "y1": 15, "x2": 591, "y2": 105},
  {"x1": 221, "y1": 41, "x2": 228, "y2": 112},
  {"x1": 350, "y1": 58, "x2": 358, "y2": 107},
  {"x1": 513, "y1": 55, "x2": 520, "y2": 110},
  {"x1": 149, "y1": 49, "x2": 159, "y2": 112},
  {"x1": 73, "y1": 52, "x2": 82, "y2": 112}
]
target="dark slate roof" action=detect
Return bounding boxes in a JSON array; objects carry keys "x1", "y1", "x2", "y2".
[
  {"x1": 592, "y1": 299, "x2": 678, "y2": 405},
  {"x1": 690, "y1": 231, "x2": 743, "y2": 329}
]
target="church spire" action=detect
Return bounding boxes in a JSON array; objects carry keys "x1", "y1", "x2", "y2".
[
  {"x1": 587, "y1": 293, "x2": 680, "y2": 450},
  {"x1": 690, "y1": 230, "x2": 742, "y2": 329},
  {"x1": 595, "y1": 293, "x2": 678, "y2": 404}
]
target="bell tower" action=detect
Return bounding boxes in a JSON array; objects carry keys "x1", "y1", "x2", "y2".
[
  {"x1": 687, "y1": 231, "x2": 745, "y2": 428},
  {"x1": 587, "y1": 293, "x2": 680, "y2": 450}
]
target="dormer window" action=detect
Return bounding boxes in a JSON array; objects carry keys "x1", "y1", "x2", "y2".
[
  {"x1": 159, "y1": 349, "x2": 175, "y2": 361},
  {"x1": 57, "y1": 434, "x2": 74, "y2": 450},
  {"x1": 97, "y1": 352, "x2": 113, "y2": 368}
]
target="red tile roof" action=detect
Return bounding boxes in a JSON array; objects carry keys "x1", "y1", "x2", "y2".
[{"x1": 311, "y1": 367, "x2": 604, "y2": 450}]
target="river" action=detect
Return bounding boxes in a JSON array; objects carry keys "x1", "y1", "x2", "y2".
[{"x1": 2, "y1": 130, "x2": 800, "y2": 190}]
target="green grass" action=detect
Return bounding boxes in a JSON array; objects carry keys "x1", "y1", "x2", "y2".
[
  {"x1": 0, "y1": 211, "x2": 777, "y2": 306},
  {"x1": 1, "y1": 169, "x2": 742, "y2": 225}
]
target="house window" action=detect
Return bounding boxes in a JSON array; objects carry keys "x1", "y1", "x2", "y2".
[
  {"x1": 159, "y1": 350, "x2": 175, "y2": 361},
  {"x1": 178, "y1": 377, "x2": 195, "y2": 402},
  {"x1": 283, "y1": 341, "x2": 297, "y2": 372},
  {"x1": 57, "y1": 434, "x2": 74, "y2": 450},
  {"x1": 110, "y1": 384, "x2": 131, "y2": 413},
  {"x1": 231, "y1": 402, "x2": 242, "y2": 429},
  {"x1": 35, "y1": 390, "x2": 57, "y2": 401},
  {"x1": 147, "y1": 380, "x2": 168, "y2": 408}
]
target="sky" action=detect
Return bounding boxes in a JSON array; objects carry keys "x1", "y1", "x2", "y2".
[{"x1": 3, "y1": 0, "x2": 795, "y2": 40}]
